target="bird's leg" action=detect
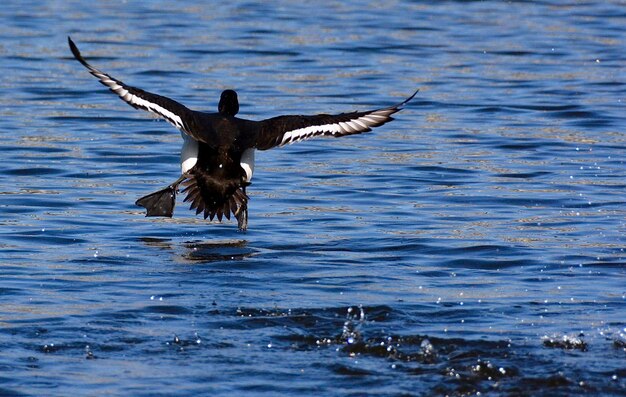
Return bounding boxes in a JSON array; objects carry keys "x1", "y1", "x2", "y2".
[
  {"x1": 235, "y1": 204, "x2": 248, "y2": 232},
  {"x1": 234, "y1": 185, "x2": 248, "y2": 232},
  {"x1": 135, "y1": 174, "x2": 188, "y2": 217}
]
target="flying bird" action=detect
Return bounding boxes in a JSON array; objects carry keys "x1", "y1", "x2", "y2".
[{"x1": 68, "y1": 37, "x2": 417, "y2": 231}]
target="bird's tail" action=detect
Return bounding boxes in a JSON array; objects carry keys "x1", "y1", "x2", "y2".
[{"x1": 181, "y1": 175, "x2": 249, "y2": 230}]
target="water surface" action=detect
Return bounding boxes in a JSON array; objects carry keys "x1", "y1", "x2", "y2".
[{"x1": 1, "y1": 1, "x2": 625, "y2": 395}]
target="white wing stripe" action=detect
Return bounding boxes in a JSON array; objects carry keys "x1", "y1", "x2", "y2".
[
  {"x1": 376, "y1": 109, "x2": 394, "y2": 116},
  {"x1": 278, "y1": 110, "x2": 395, "y2": 146},
  {"x1": 353, "y1": 119, "x2": 369, "y2": 129},
  {"x1": 106, "y1": 82, "x2": 183, "y2": 129},
  {"x1": 347, "y1": 121, "x2": 360, "y2": 131},
  {"x1": 338, "y1": 121, "x2": 352, "y2": 133},
  {"x1": 359, "y1": 116, "x2": 378, "y2": 124},
  {"x1": 127, "y1": 94, "x2": 185, "y2": 129},
  {"x1": 82, "y1": 62, "x2": 186, "y2": 131}
]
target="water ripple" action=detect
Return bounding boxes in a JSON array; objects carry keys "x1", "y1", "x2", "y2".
[{"x1": 0, "y1": 0, "x2": 624, "y2": 396}]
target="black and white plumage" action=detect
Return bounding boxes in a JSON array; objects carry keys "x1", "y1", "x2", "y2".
[{"x1": 68, "y1": 37, "x2": 418, "y2": 231}]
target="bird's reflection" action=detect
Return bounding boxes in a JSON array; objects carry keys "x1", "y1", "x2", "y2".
[
  {"x1": 139, "y1": 237, "x2": 175, "y2": 250},
  {"x1": 138, "y1": 237, "x2": 255, "y2": 263}
]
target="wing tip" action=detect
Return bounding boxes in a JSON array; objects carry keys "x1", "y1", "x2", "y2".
[
  {"x1": 68, "y1": 36, "x2": 79, "y2": 57},
  {"x1": 68, "y1": 36, "x2": 90, "y2": 68},
  {"x1": 398, "y1": 88, "x2": 420, "y2": 108}
]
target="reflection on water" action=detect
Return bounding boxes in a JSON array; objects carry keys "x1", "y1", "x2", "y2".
[
  {"x1": 138, "y1": 237, "x2": 256, "y2": 262},
  {"x1": 184, "y1": 239, "x2": 255, "y2": 262},
  {"x1": 0, "y1": 0, "x2": 625, "y2": 396},
  {"x1": 139, "y1": 237, "x2": 175, "y2": 250}
]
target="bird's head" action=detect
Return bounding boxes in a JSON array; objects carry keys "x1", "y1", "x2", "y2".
[{"x1": 218, "y1": 89, "x2": 239, "y2": 117}]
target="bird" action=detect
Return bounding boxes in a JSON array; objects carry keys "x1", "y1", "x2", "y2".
[{"x1": 68, "y1": 37, "x2": 418, "y2": 231}]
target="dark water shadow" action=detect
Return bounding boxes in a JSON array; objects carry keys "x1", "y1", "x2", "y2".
[
  {"x1": 138, "y1": 237, "x2": 256, "y2": 263},
  {"x1": 183, "y1": 239, "x2": 256, "y2": 262}
]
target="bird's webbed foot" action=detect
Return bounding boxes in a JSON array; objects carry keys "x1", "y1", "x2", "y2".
[{"x1": 135, "y1": 175, "x2": 187, "y2": 217}]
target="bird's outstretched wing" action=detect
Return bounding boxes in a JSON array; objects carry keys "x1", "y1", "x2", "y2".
[
  {"x1": 68, "y1": 37, "x2": 193, "y2": 132},
  {"x1": 254, "y1": 90, "x2": 418, "y2": 151}
]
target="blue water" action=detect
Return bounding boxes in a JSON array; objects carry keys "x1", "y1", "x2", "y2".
[{"x1": 1, "y1": 1, "x2": 625, "y2": 395}]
